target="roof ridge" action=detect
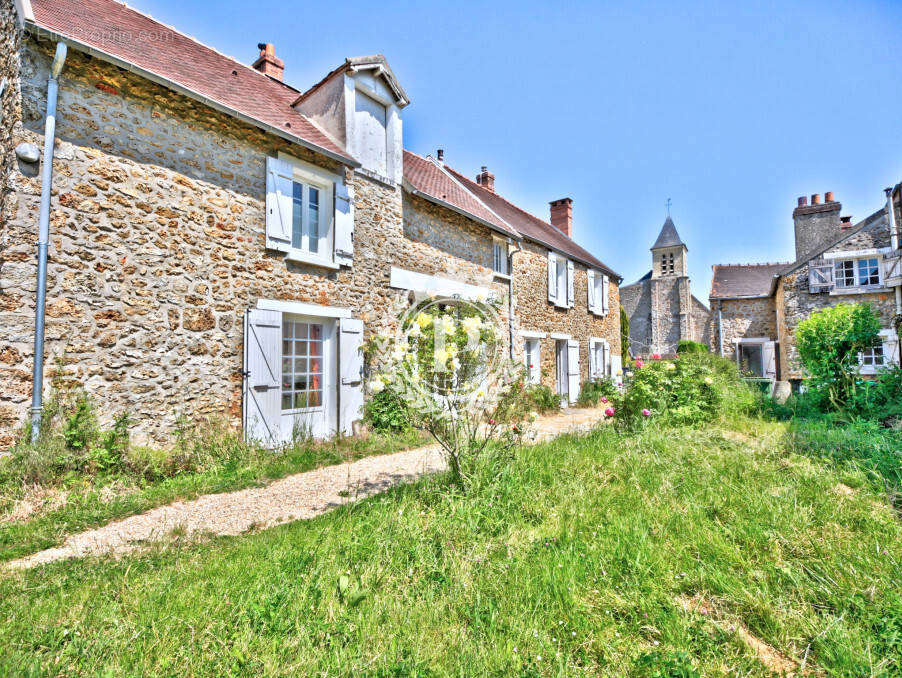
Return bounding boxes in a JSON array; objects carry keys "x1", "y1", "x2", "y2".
[
  {"x1": 110, "y1": 0, "x2": 301, "y2": 94},
  {"x1": 713, "y1": 261, "x2": 791, "y2": 268},
  {"x1": 427, "y1": 157, "x2": 519, "y2": 237}
]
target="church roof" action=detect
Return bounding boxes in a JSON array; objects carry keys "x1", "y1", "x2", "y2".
[{"x1": 651, "y1": 217, "x2": 685, "y2": 250}]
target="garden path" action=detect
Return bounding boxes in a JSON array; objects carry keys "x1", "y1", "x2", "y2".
[{"x1": 7, "y1": 406, "x2": 607, "y2": 569}]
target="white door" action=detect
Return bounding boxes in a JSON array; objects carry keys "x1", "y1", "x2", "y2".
[
  {"x1": 279, "y1": 315, "x2": 337, "y2": 442},
  {"x1": 244, "y1": 309, "x2": 282, "y2": 447},
  {"x1": 567, "y1": 339, "x2": 580, "y2": 404}
]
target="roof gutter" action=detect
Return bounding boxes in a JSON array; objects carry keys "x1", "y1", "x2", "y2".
[{"x1": 24, "y1": 22, "x2": 360, "y2": 169}]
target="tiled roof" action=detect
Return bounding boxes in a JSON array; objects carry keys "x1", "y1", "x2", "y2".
[
  {"x1": 651, "y1": 217, "x2": 685, "y2": 250},
  {"x1": 29, "y1": 0, "x2": 354, "y2": 164},
  {"x1": 780, "y1": 206, "x2": 887, "y2": 276},
  {"x1": 443, "y1": 167, "x2": 620, "y2": 279},
  {"x1": 402, "y1": 151, "x2": 519, "y2": 238},
  {"x1": 709, "y1": 262, "x2": 788, "y2": 300}
]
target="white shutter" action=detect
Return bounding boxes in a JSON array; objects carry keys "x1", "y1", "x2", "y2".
[
  {"x1": 566, "y1": 260, "x2": 575, "y2": 308},
  {"x1": 884, "y1": 251, "x2": 902, "y2": 286},
  {"x1": 338, "y1": 318, "x2": 364, "y2": 435},
  {"x1": 882, "y1": 330, "x2": 900, "y2": 366},
  {"x1": 603, "y1": 341, "x2": 611, "y2": 378},
  {"x1": 547, "y1": 251, "x2": 557, "y2": 303},
  {"x1": 531, "y1": 341, "x2": 541, "y2": 384},
  {"x1": 762, "y1": 341, "x2": 777, "y2": 379},
  {"x1": 265, "y1": 157, "x2": 293, "y2": 253},
  {"x1": 567, "y1": 339, "x2": 580, "y2": 404},
  {"x1": 334, "y1": 177, "x2": 355, "y2": 266},
  {"x1": 243, "y1": 308, "x2": 282, "y2": 447},
  {"x1": 602, "y1": 274, "x2": 610, "y2": 315},
  {"x1": 588, "y1": 340, "x2": 596, "y2": 377},
  {"x1": 808, "y1": 259, "x2": 833, "y2": 293},
  {"x1": 587, "y1": 269, "x2": 596, "y2": 312}
]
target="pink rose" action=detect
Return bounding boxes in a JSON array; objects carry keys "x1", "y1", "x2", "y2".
[
  {"x1": 488, "y1": 419, "x2": 496, "y2": 425},
  {"x1": 601, "y1": 397, "x2": 608, "y2": 404},
  {"x1": 635, "y1": 360, "x2": 644, "y2": 368},
  {"x1": 604, "y1": 407, "x2": 615, "y2": 417},
  {"x1": 641, "y1": 409, "x2": 651, "y2": 417},
  {"x1": 651, "y1": 353, "x2": 661, "y2": 360}
]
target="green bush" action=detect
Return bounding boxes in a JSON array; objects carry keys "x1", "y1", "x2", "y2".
[
  {"x1": 676, "y1": 339, "x2": 707, "y2": 354},
  {"x1": 364, "y1": 388, "x2": 412, "y2": 433},
  {"x1": 576, "y1": 377, "x2": 617, "y2": 407},
  {"x1": 615, "y1": 353, "x2": 754, "y2": 429},
  {"x1": 525, "y1": 383, "x2": 560, "y2": 414}
]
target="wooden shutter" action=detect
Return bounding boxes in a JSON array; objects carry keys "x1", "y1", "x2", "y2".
[
  {"x1": 762, "y1": 341, "x2": 777, "y2": 379},
  {"x1": 602, "y1": 274, "x2": 610, "y2": 315},
  {"x1": 547, "y1": 251, "x2": 557, "y2": 303},
  {"x1": 567, "y1": 339, "x2": 580, "y2": 404},
  {"x1": 338, "y1": 318, "x2": 364, "y2": 435},
  {"x1": 588, "y1": 340, "x2": 596, "y2": 377},
  {"x1": 265, "y1": 157, "x2": 293, "y2": 253},
  {"x1": 884, "y1": 250, "x2": 902, "y2": 287},
  {"x1": 808, "y1": 259, "x2": 833, "y2": 293},
  {"x1": 566, "y1": 260, "x2": 575, "y2": 308},
  {"x1": 334, "y1": 177, "x2": 355, "y2": 266},
  {"x1": 603, "y1": 341, "x2": 611, "y2": 378},
  {"x1": 243, "y1": 308, "x2": 282, "y2": 447},
  {"x1": 587, "y1": 269, "x2": 596, "y2": 312},
  {"x1": 882, "y1": 330, "x2": 900, "y2": 366}
]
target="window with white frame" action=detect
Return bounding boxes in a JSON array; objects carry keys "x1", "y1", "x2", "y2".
[
  {"x1": 834, "y1": 257, "x2": 881, "y2": 288},
  {"x1": 593, "y1": 274, "x2": 604, "y2": 310},
  {"x1": 590, "y1": 340, "x2": 606, "y2": 378},
  {"x1": 281, "y1": 320, "x2": 324, "y2": 410},
  {"x1": 290, "y1": 181, "x2": 321, "y2": 255},
  {"x1": 556, "y1": 257, "x2": 567, "y2": 300},
  {"x1": 860, "y1": 344, "x2": 885, "y2": 369},
  {"x1": 492, "y1": 239, "x2": 509, "y2": 275},
  {"x1": 524, "y1": 339, "x2": 541, "y2": 384}
]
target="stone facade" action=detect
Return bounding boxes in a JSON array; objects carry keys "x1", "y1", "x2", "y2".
[
  {"x1": 513, "y1": 240, "x2": 621, "y2": 390},
  {"x1": 713, "y1": 297, "x2": 777, "y2": 362},
  {"x1": 0, "y1": 0, "x2": 21, "y2": 220}
]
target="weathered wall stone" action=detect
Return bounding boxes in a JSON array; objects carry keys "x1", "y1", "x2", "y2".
[
  {"x1": 1, "y1": 0, "x2": 22, "y2": 222},
  {"x1": 621, "y1": 274, "x2": 709, "y2": 356},
  {"x1": 513, "y1": 241, "x2": 621, "y2": 390},
  {"x1": 712, "y1": 297, "x2": 778, "y2": 362}
]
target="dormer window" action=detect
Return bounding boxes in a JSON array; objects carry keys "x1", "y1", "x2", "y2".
[{"x1": 353, "y1": 90, "x2": 388, "y2": 178}]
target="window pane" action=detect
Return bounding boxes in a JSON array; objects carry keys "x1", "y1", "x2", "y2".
[
  {"x1": 858, "y1": 258, "x2": 879, "y2": 285},
  {"x1": 292, "y1": 182, "x2": 303, "y2": 249},
  {"x1": 835, "y1": 260, "x2": 855, "y2": 287},
  {"x1": 294, "y1": 392, "x2": 308, "y2": 409},
  {"x1": 294, "y1": 358, "x2": 307, "y2": 373},
  {"x1": 281, "y1": 394, "x2": 292, "y2": 409},
  {"x1": 308, "y1": 187, "x2": 319, "y2": 253},
  {"x1": 308, "y1": 391, "x2": 321, "y2": 408},
  {"x1": 310, "y1": 324, "x2": 323, "y2": 341},
  {"x1": 282, "y1": 340, "x2": 292, "y2": 356}
]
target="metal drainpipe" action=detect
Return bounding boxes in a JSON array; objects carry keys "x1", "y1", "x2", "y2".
[
  {"x1": 887, "y1": 186, "x2": 902, "y2": 317},
  {"x1": 30, "y1": 42, "x2": 68, "y2": 443},
  {"x1": 507, "y1": 239, "x2": 522, "y2": 361},
  {"x1": 717, "y1": 300, "x2": 724, "y2": 357}
]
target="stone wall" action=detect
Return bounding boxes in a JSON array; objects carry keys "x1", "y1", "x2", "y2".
[
  {"x1": 689, "y1": 296, "x2": 712, "y2": 349},
  {"x1": 777, "y1": 216, "x2": 896, "y2": 380},
  {"x1": 0, "y1": 0, "x2": 21, "y2": 220},
  {"x1": 619, "y1": 278, "x2": 650, "y2": 356},
  {"x1": 711, "y1": 297, "x2": 777, "y2": 362},
  {"x1": 0, "y1": 40, "x2": 517, "y2": 448},
  {"x1": 621, "y1": 275, "x2": 707, "y2": 356},
  {"x1": 513, "y1": 241, "x2": 621, "y2": 390}
]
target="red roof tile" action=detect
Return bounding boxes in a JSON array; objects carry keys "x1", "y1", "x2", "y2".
[
  {"x1": 403, "y1": 151, "x2": 519, "y2": 238},
  {"x1": 444, "y1": 167, "x2": 619, "y2": 278},
  {"x1": 29, "y1": 0, "x2": 354, "y2": 164}
]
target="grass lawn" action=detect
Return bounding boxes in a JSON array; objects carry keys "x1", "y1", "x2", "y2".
[
  {"x1": 1, "y1": 415, "x2": 901, "y2": 676},
  {"x1": 0, "y1": 428, "x2": 429, "y2": 563}
]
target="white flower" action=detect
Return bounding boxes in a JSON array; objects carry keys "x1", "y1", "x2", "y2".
[
  {"x1": 415, "y1": 312, "x2": 432, "y2": 330},
  {"x1": 434, "y1": 347, "x2": 449, "y2": 365},
  {"x1": 625, "y1": 371, "x2": 633, "y2": 378},
  {"x1": 704, "y1": 376, "x2": 713, "y2": 384},
  {"x1": 666, "y1": 363, "x2": 676, "y2": 370},
  {"x1": 450, "y1": 357, "x2": 461, "y2": 370},
  {"x1": 369, "y1": 379, "x2": 385, "y2": 393},
  {"x1": 408, "y1": 322, "x2": 421, "y2": 338},
  {"x1": 441, "y1": 315, "x2": 456, "y2": 335},
  {"x1": 475, "y1": 293, "x2": 487, "y2": 303},
  {"x1": 461, "y1": 316, "x2": 482, "y2": 335}
]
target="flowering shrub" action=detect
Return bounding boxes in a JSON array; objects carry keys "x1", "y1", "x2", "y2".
[
  {"x1": 613, "y1": 352, "x2": 754, "y2": 429},
  {"x1": 577, "y1": 377, "x2": 618, "y2": 407},
  {"x1": 367, "y1": 294, "x2": 525, "y2": 488}
]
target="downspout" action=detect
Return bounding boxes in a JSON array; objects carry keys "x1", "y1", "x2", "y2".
[
  {"x1": 717, "y1": 300, "x2": 724, "y2": 357},
  {"x1": 887, "y1": 186, "x2": 902, "y2": 317},
  {"x1": 30, "y1": 42, "x2": 67, "y2": 443},
  {"x1": 507, "y1": 239, "x2": 523, "y2": 361}
]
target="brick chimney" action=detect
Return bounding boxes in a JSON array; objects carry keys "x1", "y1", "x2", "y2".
[
  {"x1": 550, "y1": 198, "x2": 573, "y2": 237},
  {"x1": 253, "y1": 43, "x2": 284, "y2": 81},
  {"x1": 476, "y1": 166, "x2": 494, "y2": 192},
  {"x1": 792, "y1": 191, "x2": 841, "y2": 260}
]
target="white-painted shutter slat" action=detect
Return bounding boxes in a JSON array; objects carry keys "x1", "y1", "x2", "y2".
[
  {"x1": 587, "y1": 269, "x2": 596, "y2": 312},
  {"x1": 602, "y1": 274, "x2": 610, "y2": 315},
  {"x1": 243, "y1": 308, "x2": 282, "y2": 447},
  {"x1": 334, "y1": 177, "x2": 355, "y2": 266},
  {"x1": 566, "y1": 260, "x2": 575, "y2": 308},
  {"x1": 547, "y1": 251, "x2": 557, "y2": 303},
  {"x1": 588, "y1": 340, "x2": 596, "y2": 378},
  {"x1": 808, "y1": 259, "x2": 833, "y2": 293},
  {"x1": 567, "y1": 339, "x2": 580, "y2": 404},
  {"x1": 339, "y1": 318, "x2": 364, "y2": 435},
  {"x1": 883, "y1": 331, "x2": 900, "y2": 366},
  {"x1": 763, "y1": 341, "x2": 777, "y2": 379},
  {"x1": 265, "y1": 157, "x2": 293, "y2": 253}
]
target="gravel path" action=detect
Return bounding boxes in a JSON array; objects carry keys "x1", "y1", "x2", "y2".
[{"x1": 7, "y1": 407, "x2": 606, "y2": 569}]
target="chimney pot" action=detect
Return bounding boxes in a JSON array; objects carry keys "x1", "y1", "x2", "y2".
[
  {"x1": 476, "y1": 166, "x2": 495, "y2": 193},
  {"x1": 798, "y1": 196, "x2": 808, "y2": 207},
  {"x1": 436, "y1": 149, "x2": 444, "y2": 162},
  {"x1": 811, "y1": 193, "x2": 821, "y2": 205},
  {"x1": 549, "y1": 197, "x2": 573, "y2": 238},
  {"x1": 825, "y1": 191, "x2": 835, "y2": 202},
  {"x1": 252, "y1": 42, "x2": 284, "y2": 81}
]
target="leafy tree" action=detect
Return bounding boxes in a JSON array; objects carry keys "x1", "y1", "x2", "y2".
[
  {"x1": 796, "y1": 303, "x2": 882, "y2": 409},
  {"x1": 620, "y1": 304, "x2": 630, "y2": 364}
]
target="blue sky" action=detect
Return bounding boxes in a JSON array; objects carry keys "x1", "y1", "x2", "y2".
[{"x1": 139, "y1": 0, "x2": 902, "y2": 300}]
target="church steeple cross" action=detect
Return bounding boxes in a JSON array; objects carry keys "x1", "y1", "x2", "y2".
[{"x1": 665, "y1": 197, "x2": 672, "y2": 217}]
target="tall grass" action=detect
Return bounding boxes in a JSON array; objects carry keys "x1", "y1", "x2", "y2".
[{"x1": 1, "y1": 416, "x2": 900, "y2": 675}]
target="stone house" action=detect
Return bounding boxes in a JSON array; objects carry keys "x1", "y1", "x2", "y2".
[
  {"x1": 0, "y1": 0, "x2": 621, "y2": 449},
  {"x1": 620, "y1": 216, "x2": 711, "y2": 356},
  {"x1": 710, "y1": 189, "x2": 902, "y2": 384}
]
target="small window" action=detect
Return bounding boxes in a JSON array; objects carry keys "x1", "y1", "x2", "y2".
[
  {"x1": 660, "y1": 255, "x2": 667, "y2": 275},
  {"x1": 668, "y1": 253, "x2": 674, "y2": 274},
  {"x1": 738, "y1": 343, "x2": 764, "y2": 377},
  {"x1": 291, "y1": 181, "x2": 321, "y2": 254},
  {"x1": 556, "y1": 258, "x2": 567, "y2": 298},
  {"x1": 493, "y1": 240, "x2": 509, "y2": 275},
  {"x1": 524, "y1": 339, "x2": 540, "y2": 384},
  {"x1": 281, "y1": 321, "x2": 324, "y2": 410},
  {"x1": 857, "y1": 258, "x2": 880, "y2": 286},
  {"x1": 834, "y1": 260, "x2": 856, "y2": 288},
  {"x1": 861, "y1": 344, "x2": 885, "y2": 368},
  {"x1": 593, "y1": 274, "x2": 605, "y2": 309},
  {"x1": 592, "y1": 341, "x2": 605, "y2": 378}
]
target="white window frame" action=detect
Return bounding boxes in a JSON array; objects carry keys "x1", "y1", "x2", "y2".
[
  {"x1": 492, "y1": 237, "x2": 510, "y2": 277},
  {"x1": 832, "y1": 256, "x2": 883, "y2": 291},
  {"x1": 277, "y1": 154, "x2": 337, "y2": 269},
  {"x1": 524, "y1": 338, "x2": 541, "y2": 384},
  {"x1": 860, "y1": 329, "x2": 899, "y2": 375},
  {"x1": 589, "y1": 338, "x2": 608, "y2": 379},
  {"x1": 555, "y1": 257, "x2": 567, "y2": 307}
]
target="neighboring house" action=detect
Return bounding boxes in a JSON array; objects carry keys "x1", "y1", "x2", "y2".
[
  {"x1": 0, "y1": 0, "x2": 620, "y2": 449},
  {"x1": 620, "y1": 216, "x2": 711, "y2": 356},
  {"x1": 710, "y1": 190, "x2": 902, "y2": 384}
]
